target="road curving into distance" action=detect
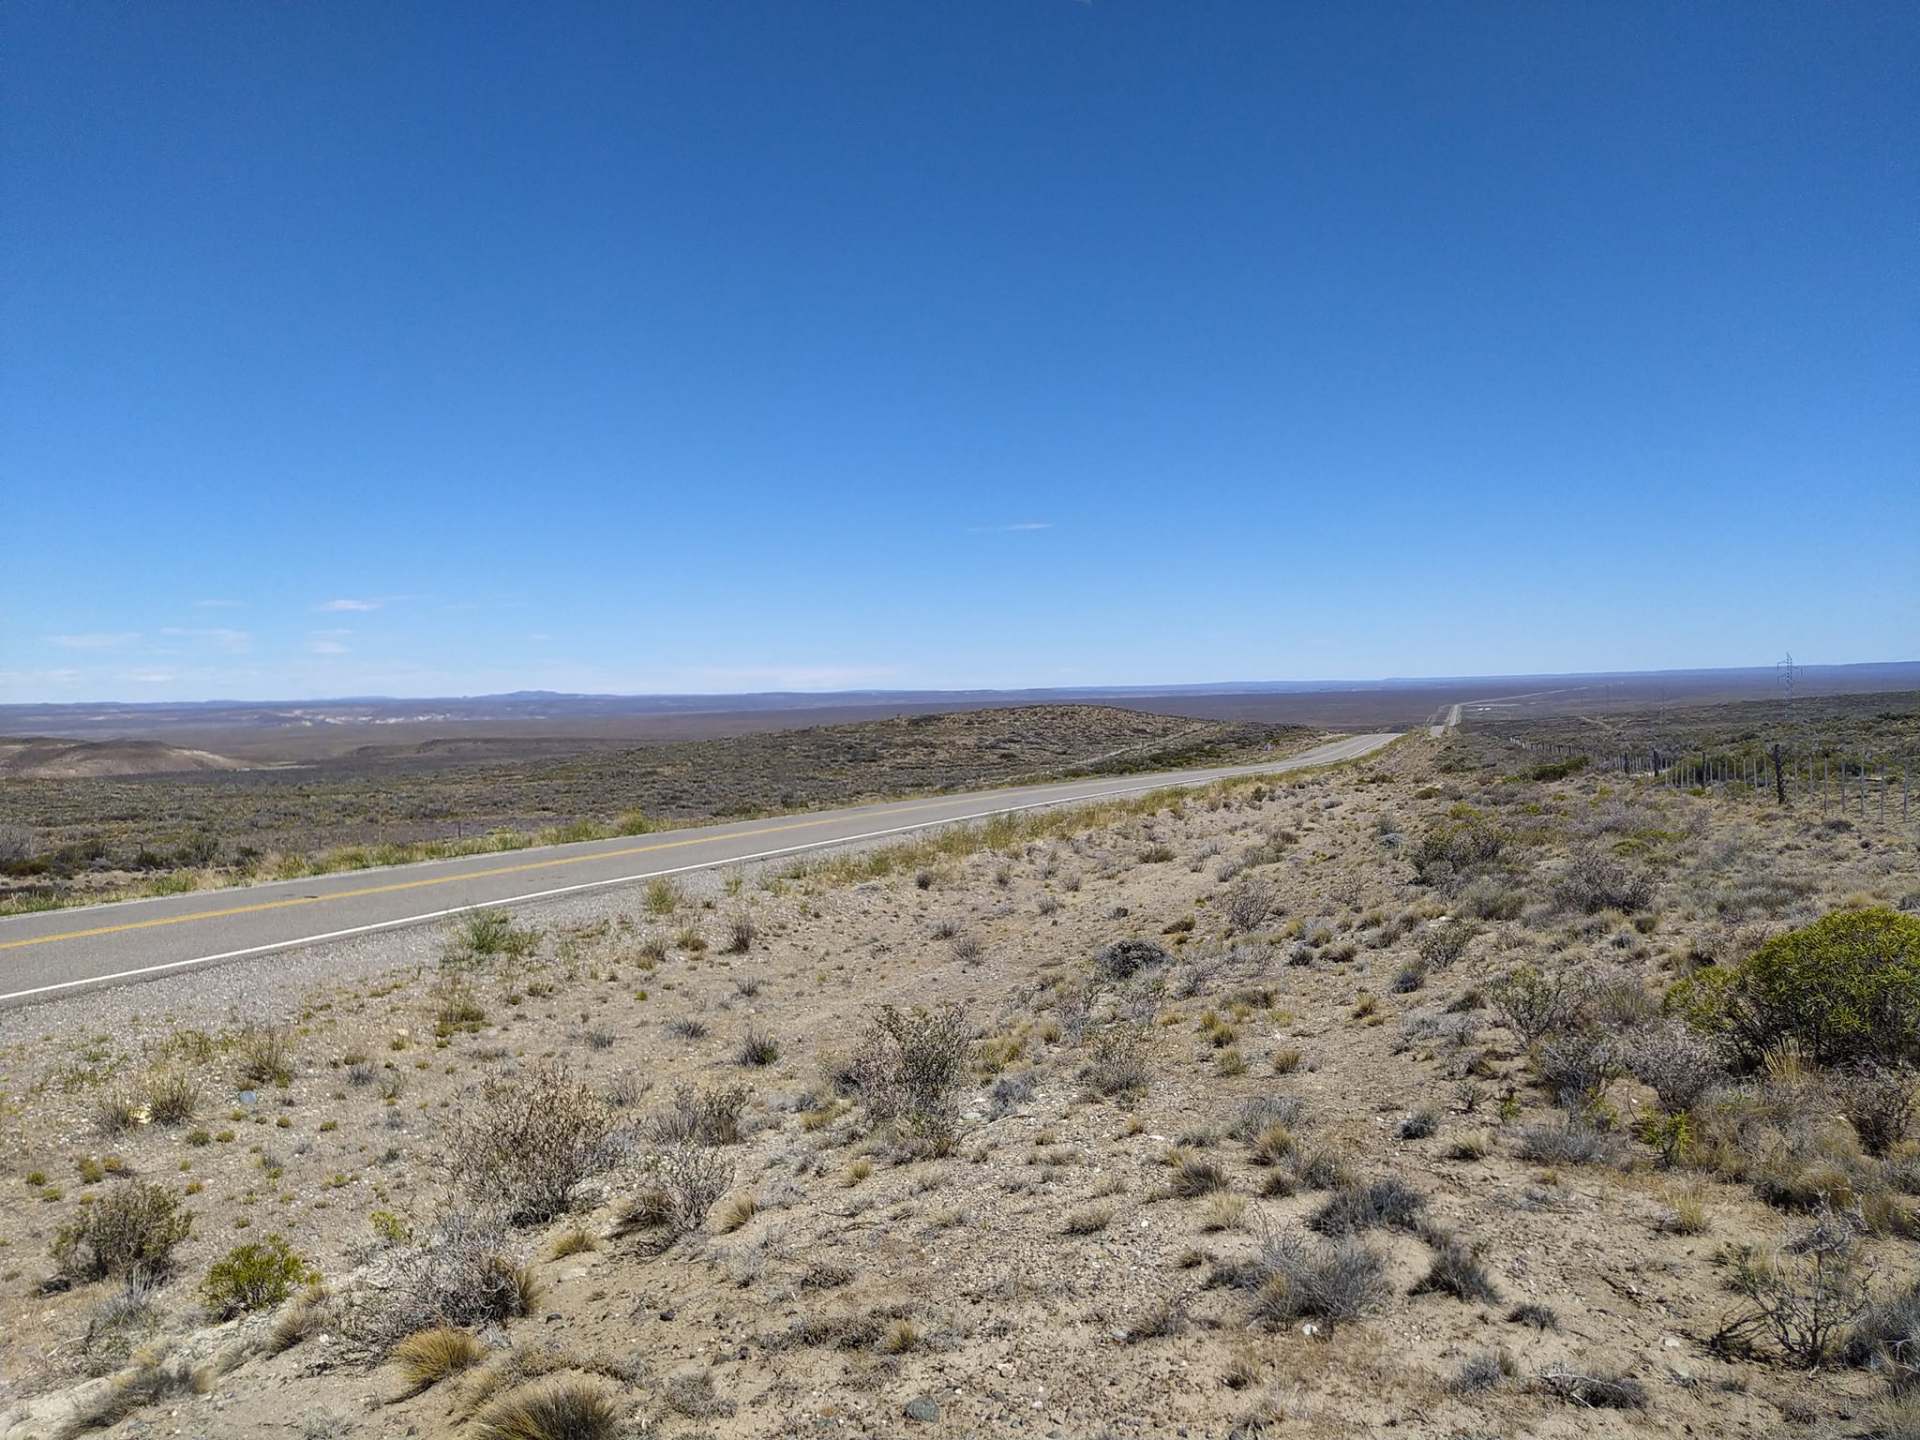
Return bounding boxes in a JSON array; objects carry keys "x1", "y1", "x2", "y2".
[{"x1": 0, "y1": 731, "x2": 1397, "y2": 1007}]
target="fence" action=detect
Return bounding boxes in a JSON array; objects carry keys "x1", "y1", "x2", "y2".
[{"x1": 1508, "y1": 738, "x2": 1917, "y2": 830}]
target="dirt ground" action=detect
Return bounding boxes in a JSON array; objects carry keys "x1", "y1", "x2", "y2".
[{"x1": 2, "y1": 725, "x2": 1917, "y2": 1438}]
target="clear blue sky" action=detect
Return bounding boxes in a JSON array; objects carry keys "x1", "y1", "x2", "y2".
[{"x1": 4, "y1": 2, "x2": 1914, "y2": 703}]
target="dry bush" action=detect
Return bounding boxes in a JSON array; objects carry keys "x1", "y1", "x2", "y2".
[
  {"x1": 1718, "y1": 1210, "x2": 1874, "y2": 1366},
  {"x1": 1085, "y1": 1023, "x2": 1152, "y2": 1099},
  {"x1": 1532, "y1": 1364, "x2": 1647, "y2": 1409},
  {"x1": 1308, "y1": 1177, "x2": 1426, "y2": 1236},
  {"x1": 65, "y1": 1346, "x2": 206, "y2": 1433},
  {"x1": 235, "y1": 1026, "x2": 294, "y2": 1087},
  {"x1": 445, "y1": 1061, "x2": 619, "y2": 1224},
  {"x1": 1487, "y1": 963, "x2": 1585, "y2": 1046},
  {"x1": 1411, "y1": 1232, "x2": 1500, "y2": 1302},
  {"x1": 736, "y1": 1027, "x2": 780, "y2": 1067},
  {"x1": 1552, "y1": 846, "x2": 1653, "y2": 914},
  {"x1": 1235, "y1": 1226, "x2": 1389, "y2": 1324},
  {"x1": 1224, "y1": 877, "x2": 1276, "y2": 933},
  {"x1": 849, "y1": 1003, "x2": 972, "y2": 1155},
  {"x1": 53, "y1": 1181, "x2": 192, "y2": 1280},
  {"x1": 1628, "y1": 1019, "x2": 1724, "y2": 1112},
  {"x1": 1095, "y1": 939, "x2": 1171, "y2": 981},
  {"x1": 143, "y1": 1071, "x2": 201, "y2": 1126},
  {"x1": 366, "y1": 1209, "x2": 540, "y2": 1344},
  {"x1": 1535, "y1": 1028, "x2": 1628, "y2": 1111},
  {"x1": 648, "y1": 1083, "x2": 749, "y2": 1147},
  {"x1": 1831, "y1": 1064, "x2": 1918, "y2": 1157},
  {"x1": 1417, "y1": 918, "x2": 1481, "y2": 969},
  {"x1": 1515, "y1": 1116, "x2": 1612, "y2": 1166},
  {"x1": 627, "y1": 1142, "x2": 732, "y2": 1238}
]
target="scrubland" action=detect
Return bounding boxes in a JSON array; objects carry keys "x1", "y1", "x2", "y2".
[{"x1": 2, "y1": 722, "x2": 1918, "y2": 1438}]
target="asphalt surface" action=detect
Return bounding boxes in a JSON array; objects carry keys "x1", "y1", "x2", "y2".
[{"x1": 0, "y1": 732, "x2": 1395, "y2": 1006}]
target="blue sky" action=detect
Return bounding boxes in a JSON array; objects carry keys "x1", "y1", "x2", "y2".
[{"x1": 3, "y1": 2, "x2": 1914, "y2": 703}]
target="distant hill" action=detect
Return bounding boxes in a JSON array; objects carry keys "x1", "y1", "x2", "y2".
[{"x1": 0, "y1": 738, "x2": 252, "y2": 780}]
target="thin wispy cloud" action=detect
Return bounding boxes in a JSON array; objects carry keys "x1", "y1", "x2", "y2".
[
  {"x1": 160, "y1": 626, "x2": 253, "y2": 653},
  {"x1": 193, "y1": 598, "x2": 243, "y2": 610},
  {"x1": 124, "y1": 668, "x2": 176, "y2": 684},
  {"x1": 48, "y1": 631, "x2": 140, "y2": 650},
  {"x1": 315, "y1": 598, "x2": 382, "y2": 613},
  {"x1": 307, "y1": 629, "x2": 352, "y2": 655},
  {"x1": 966, "y1": 521, "x2": 1053, "y2": 533}
]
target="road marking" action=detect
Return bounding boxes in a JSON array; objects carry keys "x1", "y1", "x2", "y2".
[{"x1": 0, "y1": 735, "x2": 1389, "y2": 1003}]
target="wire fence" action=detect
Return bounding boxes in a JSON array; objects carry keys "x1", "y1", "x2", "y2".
[{"x1": 1508, "y1": 739, "x2": 1918, "y2": 830}]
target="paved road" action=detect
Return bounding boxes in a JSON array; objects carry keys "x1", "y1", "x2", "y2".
[{"x1": 0, "y1": 732, "x2": 1397, "y2": 1006}]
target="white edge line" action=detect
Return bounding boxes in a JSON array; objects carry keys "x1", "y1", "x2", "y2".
[{"x1": 0, "y1": 736, "x2": 1388, "y2": 1005}]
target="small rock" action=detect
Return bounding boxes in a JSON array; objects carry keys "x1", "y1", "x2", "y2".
[{"x1": 904, "y1": 1397, "x2": 939, "y2": 1423}]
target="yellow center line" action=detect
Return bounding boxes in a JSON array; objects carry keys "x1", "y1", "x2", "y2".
[{"x1": 0, "y1": 797, "x2": 981, "y2": 953}]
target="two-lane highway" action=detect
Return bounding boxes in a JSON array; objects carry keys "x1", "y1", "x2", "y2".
[{"x1": 0, "y1": 732, "x2": 1397, "y2": 1006}]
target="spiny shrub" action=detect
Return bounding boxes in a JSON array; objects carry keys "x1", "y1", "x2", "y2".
[
  {"x1": 1096, "y1": 938, "x2": 1172, "y2": 980},
  {"x1": 445, "y1": 1061, "x2": 619, "y2": 1224},
  {"x1": 53, "y1": 1181, "x2": 191, "y2": 1280},
  {"x1": 1487, "y1": 963, "x2": 1585, "y2": 1045},
  {"x1": 1666, "y1": 909, "x2": 1920, "y2": 1067},
  {"x1": 1551, "y1": 846, "x2": 1653, "y2": 914},
  {"x1": 1085, "y1": 1023, "x2": 1151, "y2": 1099},
  {"x1": 849, "y1": 1003, "x2": 972, "y2": 1155},
  {"x1": 1628, "y1": 1019, "x2": 1725, "y2": 1113},
  {"x1": 649, "y1": 1083, "x2": 750, "y2": 1147},
  {"x1": 1309, "y1": 1177, "x2": 1425, "y2": 1236},
  {"x1": 1242, "y1": 1227, "x2": 1389, "y2": 1324},
  {"x1": 201, "y1": 1235, "x2": 315, "y2": 1320},
  {"x1": 370, "y1": 1209, "x2": 540, "y2": 1343},
  {"x1": 1412, "y1": 1232, "x2": 1500, "y2": 1302}
]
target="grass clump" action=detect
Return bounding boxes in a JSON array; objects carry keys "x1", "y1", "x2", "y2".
[
  {"x1": 472, "y1": 1377, "x2": 620, "y2": 1440},
  {"x1": 391, "y1": 1324, "x2": 485, "y2": 1394}
]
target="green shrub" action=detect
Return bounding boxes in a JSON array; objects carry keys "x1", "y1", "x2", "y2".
[
  {"x1": 201, "y1": 1234, "x2": 316, "y2": 1319},
  {"x1": 52, "y1": 1181, "x2": 192, "y2": 1279},
  {"x1": 1666, "y1": 909, "x2": 1920, "y2": 1067}
]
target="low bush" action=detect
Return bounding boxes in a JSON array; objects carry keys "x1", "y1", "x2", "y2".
[
  {"x1": 849, "y1": 1003, "x2": 972, "y2": 1155},
  {"x1": 53, "y1": 1181, "x2": 192, "y2": 1280},
  {"x1": 201, "y1": 1235, "x2": 315, "y2": 1320},
  {"x1": 368, "y1": 1209, "x2": 540, "y2": 1344},
  {"x1": 1515, "y1": 1117, "x2": 1611, "y2": 1166},
  {"x1": 1551, "y1": 847, "x2": 1653, "y2": 914},
  {"x1": 1240, "y1": 1227, "x2": 1390, "y2": 1324},
  {"x1": 1095, "y1": 939, "x2": 1171, "y2": 980},
  {"x1": 1666, "y1": 909, "x2": 1920, "y2": 1067},
  {"x1": 445, "y1": 1061, "x2": 619, "y2": 1224}
]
